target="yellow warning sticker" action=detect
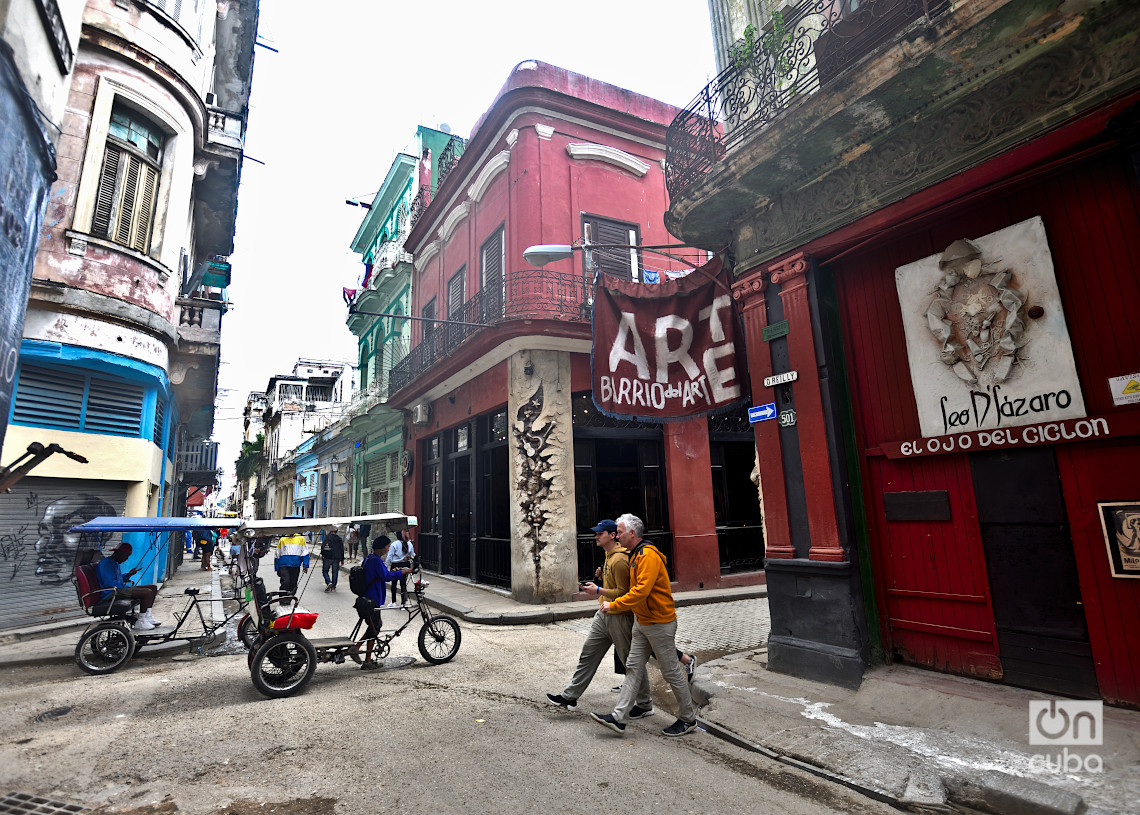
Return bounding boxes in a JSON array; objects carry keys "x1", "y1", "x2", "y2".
[{"x1": 1123, "y1": 380, "x2": 1140, "y2": 395}]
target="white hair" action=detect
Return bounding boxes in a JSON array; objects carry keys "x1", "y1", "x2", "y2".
[{"x1": 616, "y1": 513, "x2": 644, "y2": 539}]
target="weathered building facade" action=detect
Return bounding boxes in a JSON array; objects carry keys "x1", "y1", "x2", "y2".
[
  {"x1": 390, "y1": 62, "x2": 763, "y2": 604},
  {"x1": 0, "y1": 0, "x2": 258, "y2": 630},
  {"x1": 668, "y1": 0, "x2": 1140, "y2": 704}
]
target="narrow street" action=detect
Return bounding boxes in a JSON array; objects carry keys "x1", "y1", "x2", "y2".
[{"x1": 0, "y1": 576, "x2": 889, "y2": 815}]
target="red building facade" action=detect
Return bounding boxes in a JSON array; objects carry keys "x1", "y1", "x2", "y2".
[
  {"x1": 667, "y1": 0, "x2": 1140, "y2": 703},
  {"x1": 389, "y1": 62, "x2": 764, "y2": 602}
]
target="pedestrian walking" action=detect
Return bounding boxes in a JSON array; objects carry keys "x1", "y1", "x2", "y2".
[
  {"x1": 196, "y1": 529, "x2": 216, "y2": 571},
  {"x1": 274, "y1": 532, "x2": 309, "y2": 594},
  {"x1": 346, "y1": 524, "x2": 360, "y2": 561},
  {"x1": 385, "y1": 528, "x2": 416, "y2": 606},
  {"x1": 321, "y1": 527, "x2": 345, "y2": 591},
  {"x1": 545, "y1": 519, "x2": 654, "y2": 717},
  {"x1": 590, "y1": 513, "x2": 698, "y2": 738}
]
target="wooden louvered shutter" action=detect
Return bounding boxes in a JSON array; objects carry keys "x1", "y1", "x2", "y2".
[
  {"x1": 115, "y1": 154, "x2": 141, "y2": 246},
  {"x1": 448, "y1": 269, "x2": 465, "y2": 315},
  {"x1": 480, "y1": 229, "x2": 504, "y2": 320},
  {"x1": 91, "y1": 146, "x2": 122, "y2": 239},
  {"x1": 132, "y1": 163, "x2": 158, "y2": 253},
  {"x1": 584, "y1": 216, "x2": 640, "y2": 281}
]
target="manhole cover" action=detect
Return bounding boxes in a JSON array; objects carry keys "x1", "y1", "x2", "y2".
[
  {"x1": 0, "y1": 791, "x2": 88, "y2": 814},
  {"x1": 31, "y1": 706, "x2": 73, "y2": 723}
]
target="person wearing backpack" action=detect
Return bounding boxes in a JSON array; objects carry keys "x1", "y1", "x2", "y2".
[
  {"x1": 355, "y1": 536, "x2": 411, "y2": 670},
  {"x1": 320, "y1": 527, "x2": 345, "y2": 592}
]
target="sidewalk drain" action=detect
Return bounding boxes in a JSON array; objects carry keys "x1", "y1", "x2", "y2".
[{"x1": 0, "y1": 792, "x2": 88, "y2": 814}]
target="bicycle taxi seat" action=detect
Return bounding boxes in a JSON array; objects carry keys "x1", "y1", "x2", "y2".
[{"x1": 73, "y1": 549, "x2": 138, "y2": 619}]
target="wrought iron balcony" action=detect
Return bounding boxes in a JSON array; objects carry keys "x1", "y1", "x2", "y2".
[
  {"x1": 436, "y1": 136, "x2": 466, "y2": 190},
  {"x1": 408, "y1": 184, "x2": 431, "y2": 231},
  {"x1": 389, "y1": 268, "x2": 591, "y2": 394},
  {"x1": 665, "y1": 0, "x2": 946, "y2": 199}
]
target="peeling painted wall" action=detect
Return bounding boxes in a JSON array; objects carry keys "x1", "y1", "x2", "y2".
[{"x1": 507, "y1": 349, "x2": 576, "y2": 603}]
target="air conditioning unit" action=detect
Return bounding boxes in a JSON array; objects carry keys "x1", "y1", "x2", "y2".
[
  {"x1": 411, "y1": 402, "x2": 431, "y2": 426},
  {"x1": 205, "y1": 92, "x2": 217, "y2": 106}
]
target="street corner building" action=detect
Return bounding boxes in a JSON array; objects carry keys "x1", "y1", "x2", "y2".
[
  {"x1": 345, "y1": 61, "x2": 767, "y2": 607},
  {"x1": 0, "y1": 0, "x2": 260, "y2": 630},
  {"x1": 667, "y1": 0, "x2": 1140, "y2": 704}
]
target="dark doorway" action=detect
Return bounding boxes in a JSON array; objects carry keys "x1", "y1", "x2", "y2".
[
  {"x1": 970, "y1": 447, "x2": 1099, "y2": 698},
  {"x1": 445, "y1": 428, "x2": 473, "y2": 578}
]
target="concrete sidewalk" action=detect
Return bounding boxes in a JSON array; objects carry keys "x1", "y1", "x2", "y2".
[{"x1": 3, "y1": 564, "x2": 1136, "y2": 815}]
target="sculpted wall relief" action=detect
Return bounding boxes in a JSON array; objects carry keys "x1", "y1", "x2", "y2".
[{"x1": 895, "y1": 216, "x2": 1086, "y2": 438}]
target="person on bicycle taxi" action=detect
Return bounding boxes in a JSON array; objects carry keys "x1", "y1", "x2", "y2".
[
  {"x1": 94, "y1": 543, "x2": 161, "y2": 631},
  {"x1": 356, "y1": 536, "x2": 411, "y2": 670}
]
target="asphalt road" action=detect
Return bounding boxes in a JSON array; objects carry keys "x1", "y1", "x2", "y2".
[{"x1": 0, "y1": 572, "x2": 896, "y2": 815}]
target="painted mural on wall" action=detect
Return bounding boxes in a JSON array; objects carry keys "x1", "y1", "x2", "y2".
[
  {"x1": 0, "y1": 479, "x2": 123, "y2": 629},
  {"x1": 895, "y1": 216, "x2": 1086, "y2": 438}
]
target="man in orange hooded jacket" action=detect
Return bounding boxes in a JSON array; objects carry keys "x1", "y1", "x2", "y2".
[{"x1": 590, "y1": 513, "x2": 698, "y2": 738}]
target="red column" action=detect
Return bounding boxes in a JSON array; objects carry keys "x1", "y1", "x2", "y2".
[
  {"x1": 663, "y1": 418, "x2": 721, "y2": 588},
  {"x1": 769, "y1": 254, "x2": 845, "y2": 562},
  {"x1": 732, "y1": 270, "x2": 794, "y2": 559}
]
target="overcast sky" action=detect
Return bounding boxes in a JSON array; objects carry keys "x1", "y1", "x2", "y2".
[{"x1": 214, "y1": 1, "x2": 718, "y2": 494}]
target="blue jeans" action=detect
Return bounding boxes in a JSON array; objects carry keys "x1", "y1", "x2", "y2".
[{"x1": 322, "y1": 558, "x2": 339, "y2": 587}]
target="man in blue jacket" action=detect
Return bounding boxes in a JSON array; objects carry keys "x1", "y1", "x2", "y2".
[
  {"x1": 94, "y1": 543, "x2": 161, "y2": 631},
  {"x1": 356, "y1": 536, "x2": 410, "y2": 670}
]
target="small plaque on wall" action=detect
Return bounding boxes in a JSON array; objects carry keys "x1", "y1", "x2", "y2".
[
  {"x1": 1097, "y1": 502, "x2": 1140, "y2": 579},
  {"x1": 883, "y1": 491, "x2": 952, "y2": 522}
]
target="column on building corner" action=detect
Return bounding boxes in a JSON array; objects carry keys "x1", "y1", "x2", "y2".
[
  {"x1": 507, "y1": 348, "x2": 577, "y2": 603},
  {"x1": 663, "y1": 417, "x2": 720, "y2": 588},
  {"x1": 732, "y1": 270, "x2": 794, "y2": 559},
  {"x1": 768, "y1": 253, "x2": 845, "y2": 563}
]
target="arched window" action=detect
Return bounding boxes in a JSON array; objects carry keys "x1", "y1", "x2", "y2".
[{"x1": 92, "y1": 105, "x2": 165, "y2": 253}]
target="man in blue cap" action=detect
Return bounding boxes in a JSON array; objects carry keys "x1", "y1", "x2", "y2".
[{"x1": 544, "y1": 519, "x2": 654, "y2": 718}]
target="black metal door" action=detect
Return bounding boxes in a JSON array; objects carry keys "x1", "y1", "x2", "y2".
[
  {"x1": 445, "y1": 452, "x2": 472, "y2": 578},
  {"x1": 970, "y1": 447, "x2": 1099, "y2": 698}
]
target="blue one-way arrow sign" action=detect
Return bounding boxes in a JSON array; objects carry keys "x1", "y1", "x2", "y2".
[{"x1": 748, "y1": 402, "x2": 777, "y2": 423}]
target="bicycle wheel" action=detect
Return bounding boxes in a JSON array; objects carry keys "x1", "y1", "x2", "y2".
[
  {"x1": 75, "y1": 623, "x2": 136, "y2": 675},
  {"x1": 417, "y1": 615, "x2": 461, "y2": 664},
  {"x1": 250, "y1": 634, "x2": 317, "y2": 698},
  {"x1": 237, "y1": 613, "x2": 259, "y2": 650}
]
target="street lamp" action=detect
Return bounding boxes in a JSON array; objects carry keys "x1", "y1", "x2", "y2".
[{"x1": 522, "y1": 242, "x2": 702, "y2": 269}]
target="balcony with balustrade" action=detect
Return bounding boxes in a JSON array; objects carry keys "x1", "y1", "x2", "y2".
[
  {"x1": 176, "y1": 440, "x2": 219, "y2": 487},
  {"x1": 663, "y1": 0, "x2": 1127, "y2": 266},
  {"x1": 388, "y1": 267, "x2": 591, "y2": 398}
]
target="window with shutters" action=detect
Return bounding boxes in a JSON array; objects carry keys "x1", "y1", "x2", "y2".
[
  {"x1": 448, "y1": 269, "x2": 465, "y2": 316},
  {"x1": 581, "y1": 215, "x2": 641, "y2": 281},
  {"x1": 365, "y1": 456, "x2": 386, "y2": 486},
  {"x1": 421, "y1": 298, "x2": 437, "y2": 348},
  {"x1": 370, "y1": 488, "x2": 390, "y2": 513},
  {"x1": 91, "y1": 106, "x2": 165, "y2": 254},
  {"x1": 12, "y1": 364, "x2": 145, "y2": 436},
  {"x1": 479, "y1": 227, "x2": 504, "y2": 319}
]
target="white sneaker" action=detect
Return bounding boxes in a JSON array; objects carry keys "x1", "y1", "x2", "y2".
[
  {"x1": 144, "y1": 612, "x2": 162, "y2": 626},
  {"x1": 133, "y1": 618, "x2": 155, "y2": 631}
]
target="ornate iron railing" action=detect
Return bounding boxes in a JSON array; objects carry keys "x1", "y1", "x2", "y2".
[
  {"x1": 436, "y1": 136, "x2": 466, "y2": 190},
  {"x1": 407, "y1": 184, "x2": 431, "y2": 231},
  {"x1": 665, "y1": 0, "x2": 945, "y2": 199},
  {"x1": 389, "y1": 268, "x2": 591, "y2": 394}
]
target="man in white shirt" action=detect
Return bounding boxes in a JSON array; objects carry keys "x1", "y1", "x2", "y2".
[{"x1": 384, "y1": 528, "x2": 416, "y2": 607}]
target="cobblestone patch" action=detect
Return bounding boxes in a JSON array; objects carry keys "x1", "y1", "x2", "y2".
[{"x1": 555, "y1": 597, "x2": 771, "y2": 656}]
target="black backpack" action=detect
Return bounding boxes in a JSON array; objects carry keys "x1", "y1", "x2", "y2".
[{"x1": 348, "y1": 556, "x2": 377, "y2": 597}]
